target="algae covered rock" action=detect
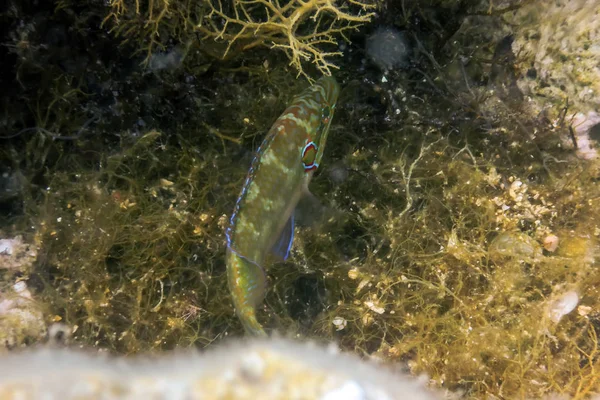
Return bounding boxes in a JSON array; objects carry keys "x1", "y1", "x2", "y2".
[
  {"x1": 0, "y1": 238, "x2": 45, "y2": 349},
  {"x1": 509, "y1": 0, "x2": 600, "y2": 161},
  {"x1": 510, "y1": 0, "x2": 600, "y2": 116},
  {"x1": 0, "y1": 236, "x2": 37, "y2": 272},
  {"x1": 0, "y1": 282, "x2": 46, "y2": 349}
]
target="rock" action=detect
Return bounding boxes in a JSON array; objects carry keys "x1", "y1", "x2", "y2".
[
  {"x1": 0, "y1": 339, "x2": 441, "y2": 399},
  {"x1": 0, "y1": 281, "x2": 46, "y2": 349},
  {"x1": 0, "y1": 236, "x2": 37, "y2": 272}
]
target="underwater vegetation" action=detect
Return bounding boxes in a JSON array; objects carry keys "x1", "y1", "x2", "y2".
[
  {"x1": 2, "y1": 0, "x2": 600, "y2": 398},
  {"x1": 102, "y1": 0, "x2": 376, "y2": 77}
]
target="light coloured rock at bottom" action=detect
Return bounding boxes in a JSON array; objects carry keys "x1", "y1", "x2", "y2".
[{"x1": 0, "y1": 338, "x2": 441, "y2": 400}]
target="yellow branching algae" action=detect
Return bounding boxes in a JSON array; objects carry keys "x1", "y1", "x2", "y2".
[{"x1": 102, "y1": 0, "x2": 376, "y2": 77}]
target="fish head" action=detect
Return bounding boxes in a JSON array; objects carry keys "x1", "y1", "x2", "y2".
[{"x1": 298, "y1": 76, "x2": 340, "y2": 173}]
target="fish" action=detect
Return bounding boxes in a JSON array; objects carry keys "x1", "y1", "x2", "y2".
[{"x1": 225, "y1": 76, "x2": 340, "y2": 336}]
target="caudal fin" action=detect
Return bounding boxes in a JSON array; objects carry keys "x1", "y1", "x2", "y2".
[
  {"x1": 226, "y1": 249, "x2": 268, "y2": 336},
  {"x1": 238, "y1": 308, "x2": 267, "y2": 337}
]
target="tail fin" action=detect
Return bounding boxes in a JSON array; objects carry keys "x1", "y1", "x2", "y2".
[
  {"x1": 238, "y1": 307, "x2": 267, "y2": 337},
  {"x1": 226, "y1": 248, "x2": 268, "y2": 337}
]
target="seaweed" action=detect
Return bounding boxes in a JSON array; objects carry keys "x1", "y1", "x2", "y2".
[{"x1": 102, "y1": 0, "x2": 376, "y2": 78}]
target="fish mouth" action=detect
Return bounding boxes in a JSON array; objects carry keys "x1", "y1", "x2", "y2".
[{"x1": 316, "y1": 76, "x2": 340, "y2": 107}]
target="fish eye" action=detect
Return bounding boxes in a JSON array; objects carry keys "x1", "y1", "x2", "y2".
[{"x1": 302, "y1": 141, "x2": 318, "y2": 171}]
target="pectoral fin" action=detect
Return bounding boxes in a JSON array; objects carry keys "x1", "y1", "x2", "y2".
[
  {"x1": 294, "y1": 189, "x2": 326, "y2": 227},
  {"x1": 270, "y1": 213, "x2": 295, "y2": 262}
]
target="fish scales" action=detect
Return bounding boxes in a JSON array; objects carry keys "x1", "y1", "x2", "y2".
[{"x1": 226, "y1": 76, "x2": 340, "y2": 335}]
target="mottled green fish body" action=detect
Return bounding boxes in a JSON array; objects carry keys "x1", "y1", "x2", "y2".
[{"x1": 226, "y1": 76, "x2": 340, "y2": 336}]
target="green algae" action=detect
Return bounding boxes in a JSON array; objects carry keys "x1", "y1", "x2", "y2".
[{"x1": 30, "y1": 130, "x2": 236, "y2": 351}]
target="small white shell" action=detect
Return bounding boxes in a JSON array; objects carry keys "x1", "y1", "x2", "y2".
[
  {"x1": 549, "y1": 291, "x2": 579, "y2": 323},
  {"x1": 364, "y1": 301, "x2": 385, "y2": 314},
  {"x1": 543, "y1": 234, "x2": 559, "y2": 252},
  {"x1": 332, "y1": 316, "x2": 347, "y2": 331}
]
